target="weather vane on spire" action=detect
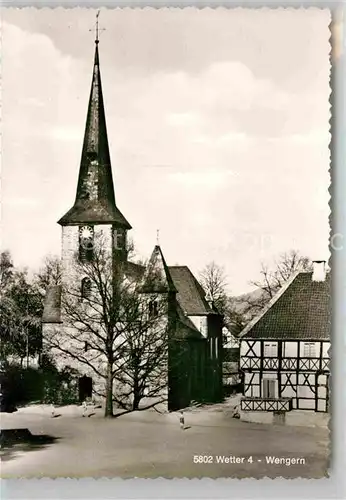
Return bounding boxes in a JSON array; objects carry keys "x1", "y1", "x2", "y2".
[
  {"x1": 89, "y1": 10, "x2": 105, "y2": 44},
  {"x1": 156, "y1": 229, "x2": 160, "y2": 246}
]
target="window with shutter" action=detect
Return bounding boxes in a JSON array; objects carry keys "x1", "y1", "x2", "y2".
[
  {"x1": 148, "y1": 300, "x2": 159, "y2": 318},
  {"x1": 81, "y1": 277, "x2": 92, "y2": 299},
  {"x1": 303, "y1": 342, "x2": 316, "y2": 357},
  {"x1": 264, "y1": 342, "x2": 277, "y2": 357},
  {"x1": 113, "y1": 228, "x2": 126, "y2": 250}
]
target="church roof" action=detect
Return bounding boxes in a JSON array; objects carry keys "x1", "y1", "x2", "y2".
[
  {"x1": 141, "y1": 246, "x2": 177, "y2": 293},
  {"x1": 240, "y1": 271, "x2": 331, "y2": 341},
  {"x1": 58, "y1": 41, "x2": 131, "y2": 229},
  {"x1": 42, "y1": 255, "x2": 216, "y2": 329},
  {"x1": 58, "y1": 201, "x2": 131, "y2": 227},
  {"x1": 168, "y1": 266, "x2": 216, "y2": 316}
]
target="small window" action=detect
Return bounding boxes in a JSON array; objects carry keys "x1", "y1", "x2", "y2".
[
  {"x1": 303, "y1": 342, "x2": 316, "y2": 358},
  {"x1": 113, "y1": 228, "x2": 125, "y2": 250},
  {"x1": 81, "y1": 277, "x2": 92, "y2": 299},
  {"x1": 84, "y1": 341, "x2": 89, "y2": 352},
  {"x1": 264, "y1": 342, "x2": 277, "y2": 357},
  {"x1": 148, "y1": 300, "x2": 159, "y2": 318}
]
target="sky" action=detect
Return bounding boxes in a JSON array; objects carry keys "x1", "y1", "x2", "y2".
[{"x1": 1, "y1": 8, "x2": 331, "y2": 295}]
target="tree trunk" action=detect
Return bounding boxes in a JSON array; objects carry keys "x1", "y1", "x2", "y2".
[
  {"x1": 132, "y1": 374, "x2": 140, "y2": 411},
  {"x1": 132, "y1": 395, "x2": 140, "y2": 411},
  {"x1": 104, "y1": 361, "x2": 113, "y2": 417}
]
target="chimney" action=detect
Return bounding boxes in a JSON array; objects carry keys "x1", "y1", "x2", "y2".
[
  {"x1": 312, "y1": 260, "x2": 326, "y2": 282},
  {"x1": 205, "y1": 290, "x2": 214, "y2": 308}
]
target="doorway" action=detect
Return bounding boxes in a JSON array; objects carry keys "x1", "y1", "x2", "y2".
[
  {"x1": 262, "y1": 378, "x2": 277, "y2": 398},
  {"x1": 78, "y1": 376, "x2": 92, "y2": 402}
]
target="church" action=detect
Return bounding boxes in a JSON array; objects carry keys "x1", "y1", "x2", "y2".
[{"x1": 42, "y1": 34, "x2": 223, "y2": 411}]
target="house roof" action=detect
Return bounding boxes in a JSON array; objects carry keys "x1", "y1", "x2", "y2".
[
  {"x1": 42, "y1": 285, "x2": 62, "y2": 324},
  {"x1": 168, "y1": 266, "x2": 216, "y2": 316},
  {"x1": 240, "y1": 271, "x2": 331, "y2": 341}
]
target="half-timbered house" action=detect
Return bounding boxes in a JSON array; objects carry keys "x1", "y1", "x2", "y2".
[{"x1": 239, "y1": 261, "x2": 330, "y2": 413}]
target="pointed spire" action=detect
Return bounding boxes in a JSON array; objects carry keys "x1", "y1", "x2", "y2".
[
  {"x1": 58, "y1": 31, "x2": 131, "y2": 229},
  {"x1": 142, "y1": 245, "x2": 177, "y2": 293}
]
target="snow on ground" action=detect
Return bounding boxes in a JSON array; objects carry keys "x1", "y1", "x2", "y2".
[
  {"x1": 11, "y1": 394, "x2": 328, "y2": 429},
  {"x1": 1, "y1": 398, "x2": 329, "y2": 479}
]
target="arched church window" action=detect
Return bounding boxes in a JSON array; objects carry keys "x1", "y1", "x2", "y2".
[
  {"x1": 148, "y1": 299, "x2": 159, "y2": 318},
  {"x1": 81, "y1": 277, "x2": 92, "y2": 300},
  {"x1": 79, "y1": 226, "x2": 94, "y2": 262}
]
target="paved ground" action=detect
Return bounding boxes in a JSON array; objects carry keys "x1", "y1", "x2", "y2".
[{"x1": 1, "y1": 403, "x2": 330, "y2": 479}]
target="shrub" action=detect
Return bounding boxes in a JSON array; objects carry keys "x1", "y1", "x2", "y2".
[{"x1": 1, "y1": 356, "x2": 80, "y2": 408}]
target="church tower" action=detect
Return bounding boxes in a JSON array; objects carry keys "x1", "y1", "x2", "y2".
[{"x1": 58, "y1": 34, "x2": 131, "y2": 286}]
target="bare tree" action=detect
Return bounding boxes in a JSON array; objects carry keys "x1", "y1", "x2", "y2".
[
  {"x1": 35, "y1": 255, "x2": 62, "y2": 297},
  {"x1": 241, "y1": 250, "x2": 312, "y2": 320},
  {"x1": 199, "y1": 261, "x2": 228, "y2": 315},
  {"x1": 44, "y1": 236, "x2": 169, "y2": 417},
  {"x1": 112, "y1": 295, "x2": 169, "y2": 411}
]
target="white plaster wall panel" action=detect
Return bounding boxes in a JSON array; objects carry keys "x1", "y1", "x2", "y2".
[
  {"x1": 318, "y1": 386, "x2": 327, "y2": 398},
  {"x1": 252, "y1": 385, "x2": 260, "y2": 397},
  {"x1": 317, "y1": 400, "x2": 326, "y2": 411},
  {"x1": 283, "y1": 341, "x2": 298, "y2": 357},
  {"x1": 189, "y1": 315, "x2": 207, "y2": 337},
  {"x1": 322, "y1": 341, "x2": 330, "y2": 358},
  {"x1": 240, "y1": 340, "x2": 260, "y2": 357},
  {"x1": 297, "y1": 384, "x2": 314, "y2": 398},
  {"x1": 299, "y1": 399, "x2": 315, "y2": 410},
  {"x1": 281, "y1": 386, "x2": 296, "y2": 398}
]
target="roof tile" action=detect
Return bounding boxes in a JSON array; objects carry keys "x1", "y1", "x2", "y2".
[{"x1": 242, "y1": 272, "x2": 330, "y2": 340}]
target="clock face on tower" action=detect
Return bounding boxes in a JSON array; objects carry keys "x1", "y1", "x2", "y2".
[
  {"x1": 80, "y1": 226, "x2": 93, "y2": 239},
  {"x1": 79, "y1": 225, "x2": 94, "y2": 263}
]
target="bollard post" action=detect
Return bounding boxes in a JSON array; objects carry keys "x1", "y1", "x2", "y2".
[{"x1": 179, "y1": 411, "x2": 185, "y2": 430}]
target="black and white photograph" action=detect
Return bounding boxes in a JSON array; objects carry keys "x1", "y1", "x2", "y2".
[{"x1": 0, "y1": 7, "x2": 332, "y2": 479}]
